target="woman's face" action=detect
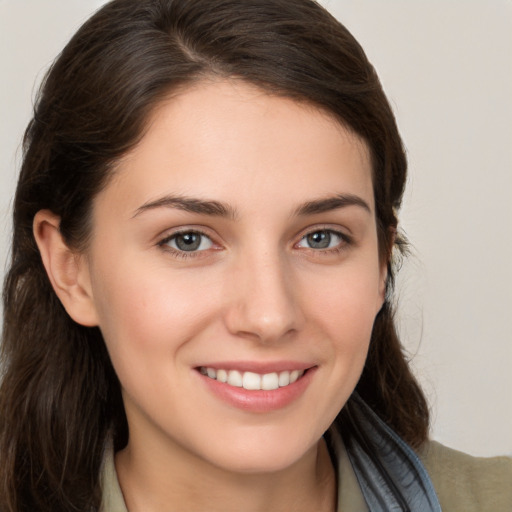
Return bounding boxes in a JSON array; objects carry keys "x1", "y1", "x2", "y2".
[{"x1": 83, "y1": 80, "x2": 385, "y2": 473}]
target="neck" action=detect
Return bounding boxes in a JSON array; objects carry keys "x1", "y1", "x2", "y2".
[{"x1": 115, "y1": 436, "x2": 336, "y2": 512}]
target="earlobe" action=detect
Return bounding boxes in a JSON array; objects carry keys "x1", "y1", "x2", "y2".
[{"x1": 33, "y1": 210, "x2": 99, "y2": 327}]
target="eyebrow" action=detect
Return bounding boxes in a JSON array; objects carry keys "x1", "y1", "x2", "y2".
[
  {"x1": 294, "y1": 194, "x2": 371, "y2": 216},
  {"x1": 132, "y1": 192, "x2": 370, "y2": 220},
  {"x1": 132, "y1": 195, "x2": 238, "y2": 219}
]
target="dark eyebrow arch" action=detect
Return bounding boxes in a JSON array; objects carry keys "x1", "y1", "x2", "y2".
[
  {"x1": 294, "y1": 194, "x2": 371, "y2": 216},
  {"x1": 132, "y1": 195, "x2": 238, "y2": 220}
]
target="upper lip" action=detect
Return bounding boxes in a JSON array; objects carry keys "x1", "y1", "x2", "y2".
[{"x1": 195, "y1": 361, "x2": 315, "y2": 374}]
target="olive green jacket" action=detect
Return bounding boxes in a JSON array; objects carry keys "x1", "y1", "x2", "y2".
[{"x1": 100, "y1": 438, "x2": 512, "y2": 511}]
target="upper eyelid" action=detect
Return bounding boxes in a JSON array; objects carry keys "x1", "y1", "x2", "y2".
[
  {"x1": 157, "y1": 226, "x2": 217, "y2": 244},
  {"x1": 300, "y1": 228, "x2": 347, "y2": 239},
  {"x1": 160, "y1": 230, "x2": 211, "y2": 242},
  {"x1": 295, "y1": 225, "x2": 351, "y2": 241}
]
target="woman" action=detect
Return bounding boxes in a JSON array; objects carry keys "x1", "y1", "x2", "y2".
[{"x1": 0, "y1": 0, "x2": 510, "y2": 511}]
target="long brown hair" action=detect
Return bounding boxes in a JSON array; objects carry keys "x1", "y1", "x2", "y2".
[{"x1": 0, "y1": 0, "x2": 429, "y2": 510}]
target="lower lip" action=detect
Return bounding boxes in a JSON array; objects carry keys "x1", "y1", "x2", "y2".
[{"x1": 197, "y1": 368, "x2": 316, "y2": 413}]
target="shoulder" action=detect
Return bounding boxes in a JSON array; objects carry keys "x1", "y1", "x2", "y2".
[{"x1": 418, "y1": 440, "x2": 512, "y2": 512}]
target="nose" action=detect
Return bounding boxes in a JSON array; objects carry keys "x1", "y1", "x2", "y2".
[{"x1": 223, "y1": 250, "x2": 304, "y2": 344}]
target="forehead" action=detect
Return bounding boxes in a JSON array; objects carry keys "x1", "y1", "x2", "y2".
[{"x1": 100, "y1": 79, "x2": 374, "y2": 216}]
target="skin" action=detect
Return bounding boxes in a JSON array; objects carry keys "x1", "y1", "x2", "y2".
[{"x1": 35, "y1": 80, "x2": 386, "y2": 512}]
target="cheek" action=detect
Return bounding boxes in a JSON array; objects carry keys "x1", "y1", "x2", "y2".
[
  {"x1": 102, "y1": 287, "x2": 188, "y2": 342},
  {"x1": 89, "y1": 255, "x2": 219, "y2": 367},
  {"x1": 90, "y1": 268, "x2": 222, "y2": 414},
  {"x1": 310, "y1": 260, "x2": 382, "y2": 333},
  {"x1": 306, "y1": 258, "x2": 382, "y2": 383}
]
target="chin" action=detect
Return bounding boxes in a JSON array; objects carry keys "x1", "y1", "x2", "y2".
[{"x1": 199, "y1": 430, "x2": 320, "y2": 475}]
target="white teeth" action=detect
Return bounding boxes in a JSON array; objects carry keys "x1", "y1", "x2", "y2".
[
  {"x1": 216, "y1": 369, "x2": 228, "y2": 383},
  {"x1": 278, "y1": 371, "x2": 290, "y2": 387},
  {"x1": 261, "y1": 372, "x2": 279, "y2": 391},
  {"x1": 289, "y1": 370, "x2": 300, "y2": 383},
  {"x1": 200, "y1": 367, "x2": 305, "y2": 390},
  {"x1": 227, "y1": 370, "x2": 243, "y2": 387},
  {"x1": 242, "y1": 371, "x2": 261, "y2": 390}
]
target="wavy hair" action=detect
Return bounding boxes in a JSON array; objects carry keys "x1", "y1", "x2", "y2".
[{"x1": 0, "y1": 0, "x2": 429, "y2": 510}]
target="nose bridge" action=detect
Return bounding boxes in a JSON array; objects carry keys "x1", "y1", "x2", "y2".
[{"x1": 225, "y1": 245, "x2": 302, "y2": 343}]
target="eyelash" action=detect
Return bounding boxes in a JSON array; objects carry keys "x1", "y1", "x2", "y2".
[
  {"x1": 295, "y1": 228, "x2": 351, "y2": 255},
  {"x1": 158, "y1": 230, "x2": 216, "y2": 259},
  {"x1": 157, "y1": 227, "x2": 351, "y2": 259}
]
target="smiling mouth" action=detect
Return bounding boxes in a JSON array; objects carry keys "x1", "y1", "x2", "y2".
[{"x1": 198, "y1": 367, "x2": 306, "y2": 391}]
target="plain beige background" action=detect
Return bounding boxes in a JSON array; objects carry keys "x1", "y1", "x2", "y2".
[{"x1": 1, "y1": 0, "x2": 511, "y2": 456}]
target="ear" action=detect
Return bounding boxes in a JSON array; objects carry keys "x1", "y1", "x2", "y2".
[
  {"x1": 377, "y1": 227, "x2": 396, "y2": 307},
  {"x1": 378, "y1": 261, "x2": 388, "y2": 304},
  {"x1": 33, "y1": 210, "x2": 99, "y2": 327}
]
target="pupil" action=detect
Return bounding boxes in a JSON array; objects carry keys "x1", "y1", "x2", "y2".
[
  {"x1": 307, "y1": 231, "x2": 330, "y2": 249},
  {"x1": 176, "y1": 233, "x2": 200, "y2": 251}
]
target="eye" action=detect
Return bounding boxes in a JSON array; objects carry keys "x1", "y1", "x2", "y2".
[
  {"x1": 162, "y1": 231, "x2": 214, "y2": 252},
  {"x1": 297, "y1": 229, "x2": 346, "y2": 250}
]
